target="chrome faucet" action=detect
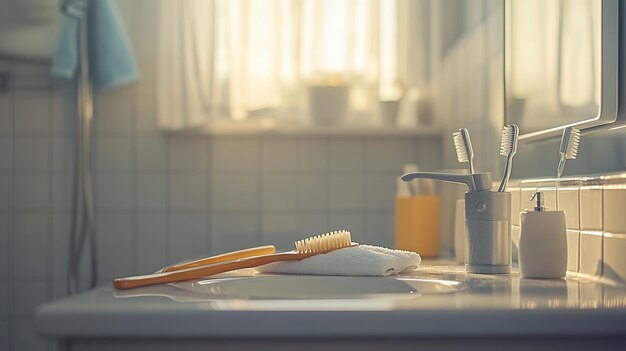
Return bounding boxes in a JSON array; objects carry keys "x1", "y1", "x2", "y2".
[{"x1": 401, "y1": 171, "x2": 511, "y2": 274}]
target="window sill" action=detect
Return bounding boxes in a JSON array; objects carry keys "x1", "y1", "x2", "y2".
[{"x1": 165, "y1": 119, "x2": 442, "y2": 137}]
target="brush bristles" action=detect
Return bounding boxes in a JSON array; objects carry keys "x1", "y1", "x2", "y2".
[
  {"x1": 499, "y1": 125, "x2": 519, "y2": 156},
  {"x1": 565, "y1": 128, "x2": 580, "y2": 159},
  {"x1": 559, "y1": 127, "x2": 580, "y2": 160},
  {"x1": 453, "y1": 131, "x2": 470, "y2": 163},
  {"x1": 294, "y1": 230, "x2": 352, "y2": 254}
]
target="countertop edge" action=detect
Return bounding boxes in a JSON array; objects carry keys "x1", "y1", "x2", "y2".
[{"x1": 36, "y1": 305, "x2": 626, "y2": 339}]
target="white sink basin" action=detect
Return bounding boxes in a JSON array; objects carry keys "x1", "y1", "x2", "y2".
[{"x1": 169, "y1": 274, "x2": 465, "y2": 300}]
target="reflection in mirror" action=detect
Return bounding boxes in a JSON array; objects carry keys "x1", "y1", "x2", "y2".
[
  {"x1": 506, "y1": 0, "x2": 601, "y2": 135},
  {"x1": 506, "y1": 0, "x2": 626, "y2": 179}
]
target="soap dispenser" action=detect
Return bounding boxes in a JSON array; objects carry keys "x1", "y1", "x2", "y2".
[{"x1": 519, "y1": 192, "x2": 567, "y2": 279}]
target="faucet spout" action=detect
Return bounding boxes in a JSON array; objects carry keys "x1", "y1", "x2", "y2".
[{"x1": 401, "y1": 172, "x2": 492, "y2": 192}]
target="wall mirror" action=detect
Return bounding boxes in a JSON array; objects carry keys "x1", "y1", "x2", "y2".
[{"x1": 505, "y1": 0, "x2": 620, "y2": 140}]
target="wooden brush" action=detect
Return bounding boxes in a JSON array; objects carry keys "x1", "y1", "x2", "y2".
[
  {"x1": 157, "y1": 245, "x2": 277, "y2": 273},
  {"x1": 113, "y1": 230, "x2": 355, "y2": 290}
]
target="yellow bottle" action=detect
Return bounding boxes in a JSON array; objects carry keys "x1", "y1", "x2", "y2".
[{"x1": 395, "y1": 177, "x2": 440, "y2": 257}]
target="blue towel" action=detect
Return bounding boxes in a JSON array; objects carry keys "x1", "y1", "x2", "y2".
[{"x1": 51, "y1": 0, "x2": 138, "y2": 90}]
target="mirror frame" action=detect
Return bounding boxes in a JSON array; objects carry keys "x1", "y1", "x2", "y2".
[{"x1": 505, "y1": 0, "x2": 621, "y2": 140}]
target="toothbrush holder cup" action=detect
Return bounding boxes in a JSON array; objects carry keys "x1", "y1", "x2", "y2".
[
  {"x1": 401, "y1": 171, "x2": 511, "y2": 274},
  {"x1": 464, "y1": 191, "x2": 511, "y2": 274}
]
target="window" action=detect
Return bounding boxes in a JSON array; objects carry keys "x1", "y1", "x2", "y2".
[{"x1": 157, "y1": 0, "x2": 411, "y2": 131}]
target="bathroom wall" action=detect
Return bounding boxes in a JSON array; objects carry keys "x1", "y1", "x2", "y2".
[
  {"x1": 417, "y1": 0, "x2": 505, "y2": 245},
  {"x1": 426, "y1": 0, "x2": 505, "y2": 176},
  {"x1": 0, "y1": 1, "x2": 443, "y2": 350}
]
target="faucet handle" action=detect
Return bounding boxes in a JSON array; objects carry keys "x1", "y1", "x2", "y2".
[{"x1": 401, "y1": 172, "x2": 492, "y2": 192}]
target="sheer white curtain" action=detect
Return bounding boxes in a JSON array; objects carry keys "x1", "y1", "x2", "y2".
[
  {"x1": 157, "y1": 0, "x2": 216, "y2": 130},
  {"x1": 157, "y1": 0, "x2": 401, "y2": 130}
]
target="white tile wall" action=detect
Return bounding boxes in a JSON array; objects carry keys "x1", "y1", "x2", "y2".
[
  {"x1": 211, "y1": 136, "x2": 260, "y2": 171},
  {"x1": 603, "y1": 233, "x2": 626, "y2": 283},
  {"x1": 169, "y1": 138, "x2": 209, "y2": 172},
  {"x1": 261, "y1": 213, "x2": 298, "y2": 249},
  {"x1": 211, "y1": 174, "x2": 261, "y2": 211},
  {"x1": 136, "y1": 137, "x2": 167, "y2": 171},
  {"x1": 97, "y1": 214, "x2": 134, "y2": 281},
  {"x1": 136, "y1": 174, "x2": 167, "y2": 210},
  {"x1": 329, "y1": 175, "x2": 365, "y2": 210},
  {"x1": 328, "y1": 139, "x2": 365, "y2": 171},
  {"x1": 13, "y1": 213, "x2": 48, "y2": 279},
  {"x1": 296, "y1": 214, "x2": 330, "y2": 240},
  {"x1": 296, "y1": 175, "x2": 329, "y2": 210},
  {"x1": 580, "y1": 231, "x2": 604, "y2": 276},
  {"x1": 580, "y1": 185, "x2": 603, "y2": 231},
  {"x1": 261, "y1": 138, "x2": 296, "y2": 172},
  {"x1": 603, "y1": 185, "x2": 626, "y2": 234},
  {"x1": 95, "y1": 136, "x2": 133, "y2": 171},
  {"x1": 511, "y1": 225, "x2": 520, "y2": 262},
  {"x1": 262, "y1": 175, "x2": 297, "y2": 211},
  {"x1": 566, "y1": 229, "x2": 580, "y2": 272},
  {"x1": 510, "y1": 188, "x2": 520, "y2": 226},
  {"x1": 296, "y1": 138, "x2": 327, "y2": 171},
  {"x1": 136, "y1": 213, "x2": 168, "y2": 273},
  {"x1": 170, "y1": 174, "x2": 208, "y2": 210},
  {"x1": 558, "y1": 187, "x2": 580, "y2": 230},
  {"x1": 212, "y1": 213, "x2": 261, "y2": 252},
  {"x1": 170, "y1": 213, "x2": 209, "y2": 262}
]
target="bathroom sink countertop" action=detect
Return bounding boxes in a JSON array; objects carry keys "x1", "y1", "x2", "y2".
[{"x1": 36, "y1": 263, "x2": 626, "y2": 339}]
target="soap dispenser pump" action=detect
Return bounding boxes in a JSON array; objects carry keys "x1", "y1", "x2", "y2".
[{"x1": 519, "y1": 192, "x2": 567, "y2": 279}]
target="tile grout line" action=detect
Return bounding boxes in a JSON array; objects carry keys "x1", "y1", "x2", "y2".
[
  {"x1": 206, "y1": 137, "x2": 211, "y2": 255},
  {"x1": 164, "y1": 134, "x2": 172, "y2": 265},
  {"x1": 7, "y1": 60, "x2": 15, "y2": 351},
  {"x1": 600, "y1": 185, "x2": 604, "y2": 277},
  {"x1": 294, "y1": 138, "x2": 300, "y2": 235},
  {"x1": 257, "y1": 135, "x2": 263, "y2": 246},
  {"x1": 325, "y1": 136, "x2": 330, "y2": 231},
  {"x1": 46, "y1": 86, "x2": 53, "y2": 312},
  {"x1": 578, "y1": 187, "x2": 582, "y2": 276},
  {"x1": 131, "y1": 89, "x2": 139, "y2": 275},
  {"x1": 45, "y1": 86, "x2": 55, "y2": 351},
  {"x1": 360, "y1": 137, "x2": 367, "y2": 241}
]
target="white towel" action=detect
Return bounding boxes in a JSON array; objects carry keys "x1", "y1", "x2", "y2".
[{"x1": 256, "y1": 245, "x2": 421, "y2": 276}]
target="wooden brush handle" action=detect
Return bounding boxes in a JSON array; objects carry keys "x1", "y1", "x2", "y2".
[
  {"x1": 113, "y1": 251, "x2": 312, "y2": 290},
  {"x1": 159, "y1": 245, "x2": 276, "y2": 273}
]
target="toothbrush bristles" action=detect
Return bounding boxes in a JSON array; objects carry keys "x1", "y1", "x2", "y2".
[
  {"x1": 453, "y1": 130, "x2": 471, "y2": 163},
  {"x1": 565, "y1": 128, "x2": 580, "y2": 160},
  {"x1": 294, "y1": 230, "x2": 352, "y2": 254},
  {"x1": 499, "y1": 125, "x2": 519, "y2": 156}
]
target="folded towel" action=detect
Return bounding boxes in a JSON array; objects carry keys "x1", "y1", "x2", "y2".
[
  {"x1": 256, "y1": 245, "x2": 421, "y2": 276},
  {"x1": 51, "y1": 0, "x2": 137, "y2": 89}
]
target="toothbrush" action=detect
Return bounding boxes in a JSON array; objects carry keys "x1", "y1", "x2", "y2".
[
  {"x1": 497, "y1": 124, "x2": 519, "y2": 192},
  {"x1": 157, "y1": 245, "x2": 277, "y2": 273},
  {"x1": 453, "y1": 128, "x2": 477, "y2": 191},
  {"x1": 114, "y1": 230, "x2": 355, "y2": 289},
  {"x1": 557, "y1": 127, "x2": 581, "y2": 178}
]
